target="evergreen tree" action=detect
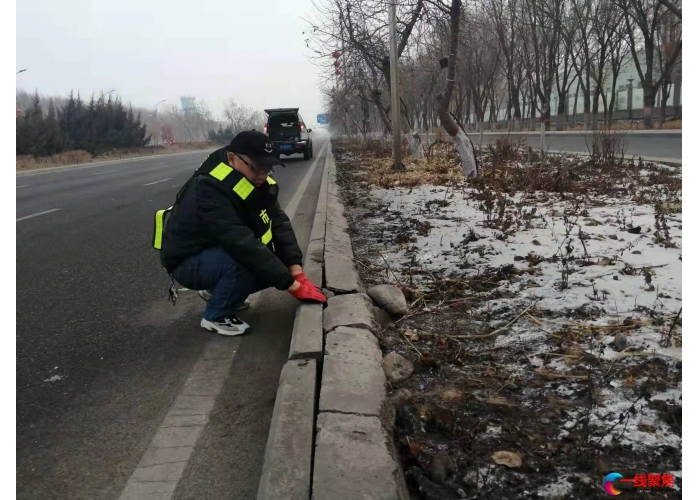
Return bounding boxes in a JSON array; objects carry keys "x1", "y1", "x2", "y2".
[
  {"x1": 18, "y1": 88, "x2": 166, "y2": 157},
  {"x1": 41, "y1": 100, "x2": 63, "y2": 156}
]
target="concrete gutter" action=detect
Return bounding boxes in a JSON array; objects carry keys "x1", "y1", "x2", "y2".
[
  {"x1": 257, "y1": 144, "x2": 409, "y2": 500},
  {"x1": 257, "y1": 149, "x2": 329, "y2": 500}
]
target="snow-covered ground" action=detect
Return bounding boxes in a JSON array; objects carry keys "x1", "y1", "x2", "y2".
[
  {"x1": 334, "y1": 143, "x2": 682, "y2": 498},
  {"x1": 370, "y1": 182, "x2": 682, "y2": 451}
]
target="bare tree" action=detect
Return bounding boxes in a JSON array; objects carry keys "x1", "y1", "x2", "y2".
[
  {"x1": 305, "y1": 0, "x2": 425, "y2": 156},
  {"x1": 570, "y1": 0, "x2": 595, "y2": 129},
  {"x1": 620, "y1": 0, "x2": 682, "y2": 128},
  {"x1": 659, "y1": 0, "x2": 681, "y2": 19},
  {"x1": 523, "y1": 0, "x2": 564, "y2": 130},
  {"x1": 486, "y1": 0, "x2": 525, "y2": 130},
  {"x1": 433, "y1": 0, "x2": 478, "y2": 177},
  {"x1": 654, "y1": 4, "x2": 682, "y2": 125},
  {"x1": 606, "y1": 18, "x2": 632, "y2": 124},
  {"x1": 223, "y1": 99, "x2": 263, "y2": 134}
]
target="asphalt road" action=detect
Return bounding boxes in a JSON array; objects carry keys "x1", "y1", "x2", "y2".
[
  {"x1": 478, "y1": 130, "x2": 682, "y2": 161},
  {"x1": 16, "y1": 133, "x2": 329, "y2": 499}
]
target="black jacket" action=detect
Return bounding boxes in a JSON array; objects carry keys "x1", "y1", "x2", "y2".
[{"x1": 160, "y1": 148, "x2": 302, "y2": 290}]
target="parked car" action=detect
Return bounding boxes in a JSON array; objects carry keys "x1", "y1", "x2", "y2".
[{"x1": 263, "y1": 108, "x2": 313, "y2": 160}]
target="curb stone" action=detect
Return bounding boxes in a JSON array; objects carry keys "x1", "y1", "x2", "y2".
[
  {"x1": 257, "y1": 359, "x2": 317, "y2": 500},
  {"x1": 319, "y1": 327, "x2": 386, "y2": 416},
  {"x1": 312, "y1": 412, "x2": 407, "y2": 500},
  {"x1": 258, "y1": 148, "x2": 330, "y2": 500},
  {"x1": 259, "y1": 141, "x2": 408, "y2": 500},
  {"x1": 323, "y1": 153, "x2": 361, "y2": 293},
  {"x1": 313, "y1": 143, "x2": 409, "y2": 499},
  {"x1": 322, "y1": 293, "x2": 376, "y2": 334}
]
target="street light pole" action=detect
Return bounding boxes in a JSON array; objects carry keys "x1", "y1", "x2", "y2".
[{"x1": 388, "y1": 0, "x2": 403, "y2": 170}]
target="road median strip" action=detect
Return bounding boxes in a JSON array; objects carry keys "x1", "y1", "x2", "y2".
[{"x1": 257, "y1": 143, "x2": 409, "y2": 500}]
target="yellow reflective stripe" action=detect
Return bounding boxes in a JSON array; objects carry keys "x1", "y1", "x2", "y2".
[
  {"x1": 233, "y1": 177, "x2": 255, "y2": 200},
  {"x1": 261, "y1": 224, "x2": 273, "y2": 245},
  {"x1": 210, "y1": 162, "x2": 233, "y2": 181},
  {"x1": 266, "y1": 176, "x2": 276, "y2": 185},
  {"x1": 153, "y1": 206, "x2": 173, "y2": 250}
]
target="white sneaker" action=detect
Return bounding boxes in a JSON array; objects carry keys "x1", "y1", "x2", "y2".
[
  {"x1": 200, "y1": 316, "x2": 250, "y2": 336},
  {"x1": 198, "y1": 290, "x2": 250, "y2": 311}
]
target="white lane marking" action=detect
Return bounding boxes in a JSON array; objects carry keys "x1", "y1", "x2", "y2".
[
  {"x1": 153, "y1": 162, "x2": 165, "y2": 166},
  {"x1": 16, "y1": 208, "x2": 61, "y2": 222},
  {"x1": 17, "y1": 185, "x2": 30, "y2": 188},
  {"x1": 143, "y1": 178, "x2": 172, "y2": 186},
  {"x1": 91, "y1": 170, "x2": 117, "y2": 176},
  {"x1": 285, "y1": 140, "x2": 329, "y2": 223},
  {"x1": 118, "y1": 338, "x2": 241, "y2": 500}
]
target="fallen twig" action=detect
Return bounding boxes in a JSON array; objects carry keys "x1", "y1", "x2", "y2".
[
  {"x1": 378, "y1": 252, "x2": 403, "y2": 286},
  {"x1": 614, "y1": 351, "x2": 681, "y2": 362},
  {"x1": 664, "y1": 307, "x2": 682, "y2": 347},
  {"x1": 449, "y1": 304, "x2": 535, "y2": 339},
  {"x1": 534, "y1": 368, "x2": 589, "y2": 380}
]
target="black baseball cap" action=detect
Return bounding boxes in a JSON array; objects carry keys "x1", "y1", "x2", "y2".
[{"x1": 226, "y1": 130, "x2": 285, "y2": 169}]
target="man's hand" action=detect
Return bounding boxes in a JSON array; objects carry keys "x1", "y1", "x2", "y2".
[
  {"x1": 294, "y1": 272, "x2": 320, "y2": 289},
  {"x1": 288, "y1": 279, "x2": 327, "y2": 303}
]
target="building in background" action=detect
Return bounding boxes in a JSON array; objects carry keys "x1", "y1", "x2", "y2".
[{"x1": 180, "y1": 96, "x2": 197, "y2": 115}]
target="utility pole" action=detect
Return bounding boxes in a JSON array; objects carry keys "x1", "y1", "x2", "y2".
[{"x1": 388, "y1": 0, "x2": 403, "y2": 170}]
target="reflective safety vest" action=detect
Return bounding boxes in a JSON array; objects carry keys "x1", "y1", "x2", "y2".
[{"x1": 152, "y1": 161, "x2": 277, "y2": 250}]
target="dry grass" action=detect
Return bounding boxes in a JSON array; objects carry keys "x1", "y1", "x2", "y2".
[
  {"x1": 338, "y1": 133, "x2": 681, "y2": 201},
  {"x1": 16, "y1": 142, "x2": 219, "y2": 172},
  {"x1": 339, "y1": 137, "x2": 464, "y2": 188}
]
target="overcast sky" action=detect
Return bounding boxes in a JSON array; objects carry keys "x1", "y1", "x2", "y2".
[{"x1": 16, "y1": 0, "x2": 330, "y2": 124}]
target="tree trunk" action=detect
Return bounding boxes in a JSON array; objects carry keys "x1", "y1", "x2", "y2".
[
  {"x1": 608, "y1": 76, "x2": 618, "y2": 126},
  {"x1": 556, "y1": 93, "x2": 566, "y2": 131},
  {"x1": 660, "y1": 80, "x2": 670, "y2": 127},
  {"x1": 643, "y1": 85, "x2": 655, "y2": 129},
  {"x1": 370, "y1": 89, "x2": 393, "y2": 133},
  {"x1": 572, "y1": 80, "x2": 580, "y2": 126},
  {"x1": 541, "y1": 91, "x2": 551, "y2": 131},
  {"x1": 591, "y1": 88, "x2": 599, "y2": 130},
  {"x1": 437, "y1": 0, "x2": 478, "y2": 178},
  {"x1": 583, "y1": 92, "x2": 591, "y2": 130}
]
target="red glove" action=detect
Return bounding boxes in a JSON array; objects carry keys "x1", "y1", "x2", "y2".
[
  {"x1": 289, "y1": 280, "x2": 327, "y2": 303},
  {"x1": 295, "y1": 272, "x2": 320, "y2": 289}
]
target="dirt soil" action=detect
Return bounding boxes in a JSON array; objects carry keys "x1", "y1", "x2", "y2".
[{"x1": 331, "y1": 138, "x2": 682, "y2": 499}]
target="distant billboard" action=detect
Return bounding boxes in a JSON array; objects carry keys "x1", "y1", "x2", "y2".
[{"x1": 316, "y1": 113, "x2": 329, "y2": 124}]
